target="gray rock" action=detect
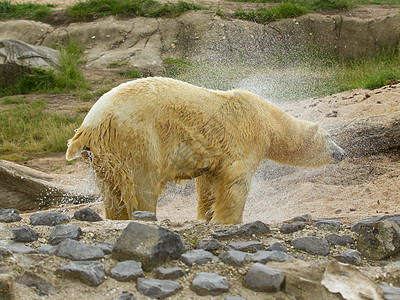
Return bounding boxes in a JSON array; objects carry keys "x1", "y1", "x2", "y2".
[
  {"x1": 0, "y1": 213, "x2": 21, "y2": 223},
  {"x1": 57, "y1": 261, "x2": 106, "y2": 286},
  {"x1": 55, "y1": 239, "x2": 104, "y2": 260},
  {"x1": 291, "y1": 236, "x2": 330, "y2": 256},
  {"x1": 197, "y1": 238, "x2": 222, "y2": 251},
  {"x1": 48, "y1": 225, "x2": 82, "y2": 245},
  {"x1": 248, "y1": 250, "x2": 292, "y2": 263},
  {"x1": 314, "y1": 220, "x2": 341, "y2": 231},
  {"x1": 351, "y1": 214, "x2": 400, "y2": 233},
  {"x1": 113, "y1": 291, "x2": 136, "y2": 300},
  {"x1": 325, "y1": 233, "x2": 355, "y2": 245},
  {"x1": 180, "y1": 249, "x2": 219, "y2": 266},
  {"x1": 29, "y1": 212, "x2": 70, "y2": 226},
  {"x1": 0, "y1": 209, "x2": 19, "y2": 215},
  {"x1": 4, "y1": 243, "x2": 38, "y2": 254},
  {"x1": 73, "y1": 207, "x2": 102, "y2": 222},
  {"x1": 109, "y1": 260, "x2": 144, "y2": 281},
  {"x1": 112, "y1": 222, "x2": 183, "y2": 271},
  {"x1": 36, "y1": 244, "x2": 58, "y2": 255},
  {"x1": 335, "y1": 249, "x2": 362, "y2": 266},
  {"x1": 380, "y1": 285, "x2": 400, "y2": 300},
  {"x1": 356, "y1": 220, "x2": 400, "y2": 260},
  {"x1": 94, "y1": 242, "x2": 114, "y2": 255},
  {"x1": 212, "y1": 227, "x2": 240, "y2": 239},
  {"x1": 6, "y1": 226, "x2": 38, "y2": 242},
  {"x1": 291, "y1": 214, "x2": 313, "y2": 222},
  {"x1": 16, "y1": 271, "x2": 59, "y2": 296},
  {"x1": 219, "y1": 250, "x2": 249, "y2": 267},
  {"x1": 0, "y1": 39, "x2": 60, "y2": 86},
  {"x1": 280, "y1": 222, "x2": 305, "y2": 234},
  {"x1": 192, "y1": 272, "x2": 229, "y2": 296},
  {"x1": 238, "y1": 221, "x2": 270, "y2": 236},
  {"x1": 244, "y1": 263, "x2": 285, "y2": 292},
  {"x1": 266, "y1": 242, "x2": 287, "y2": 252},
  {"x1": 156, "y1": 266, "x2": 185, "y2": 279},
  {"x1": 225, "y1": 241, "x2": 264, "y2": 252},
  {"x1": 225, "y1": 297, "x2": 247, "y2": 300},
  {"x1": 131, "y1": 211, "x2": 157, "y2": 222},
  {"x1": 137, "y1": 278, "x2": 180, "y2": 298},
  {"x1": 0, "y1": 247, "x2": 12, "y2": 258}
]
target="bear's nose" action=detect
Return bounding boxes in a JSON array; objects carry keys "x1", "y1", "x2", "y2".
[{"x1": 333, "y1": 147, "x2": 347, "y2": 163}]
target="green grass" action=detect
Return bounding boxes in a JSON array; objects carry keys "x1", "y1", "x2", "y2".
[
  {"x1": 118, "y1": 68, "x2": 143, "y2": 79},
  {"x1": 66, "y1": 0, "x2": 206, "y2": 21},
  {"x1": 228, "y1": 0, "x2": 399, "y2": 8},
  {"x1": 0, "y1": 0, "x2": 53, "y2": 21},
  {"x1": 2, "y1": 97, "x2": 27, "y2": 105},
  {"x1": 0, "y1": 41, "x2": 88, "y2": 97},
  {"x1": 0, "y1": 100, "x2": 83, "y2": 154}
]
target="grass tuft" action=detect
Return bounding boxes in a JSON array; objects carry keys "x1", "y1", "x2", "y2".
[{"x1": 0, "y1": 0, "x2": 52, "y2": 21}]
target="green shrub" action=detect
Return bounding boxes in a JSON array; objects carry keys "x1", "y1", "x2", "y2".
[{"x1": 0, "y1": 0, "x2": 52, "y2": 21}]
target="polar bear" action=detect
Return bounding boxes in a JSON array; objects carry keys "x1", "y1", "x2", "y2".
[{"x1": 66, "y1": 77, "x2": 346, "y2": 224}]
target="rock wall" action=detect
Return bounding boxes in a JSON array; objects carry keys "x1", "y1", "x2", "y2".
[{"x1": 1, "y1": 10, "x2": 400, "y2": 75}]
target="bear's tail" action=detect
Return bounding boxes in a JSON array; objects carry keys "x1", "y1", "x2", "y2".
[{"x1": 66, "y1": 127, "x2": 88, "y2": 161}]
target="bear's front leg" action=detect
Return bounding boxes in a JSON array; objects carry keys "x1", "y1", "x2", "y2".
[{"x1": 196, "y1": 173, "x2": 219, "y2": 222}]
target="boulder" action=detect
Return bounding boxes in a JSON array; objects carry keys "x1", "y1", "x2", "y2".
[{"x1": 0, "y1": 39, "x2": 59, "y2": 86}]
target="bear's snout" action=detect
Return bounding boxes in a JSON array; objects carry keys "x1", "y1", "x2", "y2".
[{"x1": 327, "y1": 136, "x2": 346, "y2": 163}]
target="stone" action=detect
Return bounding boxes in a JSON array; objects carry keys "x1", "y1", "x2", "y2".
[
  {"x1": 219, "y1": 250, "x2": 249, "y2": 267},
  {"x1": 0, "y1": 274, "x2": 14, "y2": 300},
  {"x1": 16, "y1": 271, "x2": 59, "y2": 296},
  {"x1": 212, "y1": 227, "x2": 240, "y2": 239},
  {"x1": 266, "y1": 242, "x2": 288, "y2": 252},
  {"x1": 225, "y1": 241, "x2": 264, "y2": 252},
  {"x1": 380, "y1": 285, "x2": 400, "y2": 300},
  {"x1": 0, "y1": 213, "x2": 21, "y2": 223},
  {"x1": 156, "y1": 267, "x2": 185, "y2": 280},
  {"x1": 314, "y1": 220, "x2": 341, "y2": 231},
  {"x1": 137, "y1": 278, "x2": 180, "y2": 298},
  {"x1": 109, "y1": 260, "x2": 144, "y2": 281},
  {"x1": 36, "y1": 244, "x2": 58, "y2": 255},
  {"x1": 55, "y1": 239, "x2": 104, "y2": 260},
  {"x1": 280, "y1": 222, "x2": 305, "y2": 234},
  {"x1": 113, "y1": 291, "x2": 136, "y2": 300},
  {"x1": 197, "y1": 238, "x2": 222, "y2": 251},
  {"x1": 351, "y1": 214, "x2": 400, "y2": 233},
  {"x1": 57, "y1": 261, "x2": 106, "y2": 286},
  {"x1": 291, "y1": 236, "x2": 330, "y2": 256},
  {"x1": 0, "y1": 39, "x2": 60, "y2": 86},
  {"x1": 356, "y1": 220, "x2": 400, "y2": 260},
  {"x1": 244, "y1": 263, "x2": 285, "y2": 292},
  {"x1": 131, "y1": 211, "x2": 157, "y2": 221},
  {"x1": 112, "y1": 222, "x2": 183, "y2": 271},
  {"x1": 0, "y1": 209, "x2": 20, "y2": 215},
  {"x1": 6, "y1": 226, "x2": 38, "y2": 242},
  {"x1": 334, "y1": 249, "x2": 362, "y2": 266},
  {"x1": 238, "y1": 221, "x2": 270, "y2": 236},
  {"x1": 73, "y1": 207, "x2": 102, "y2": 222},
  {"x1": 225, "y1": 297, "x2": 247, "y2": 300},
  {"x1": 48, "y1": 225, "x2": 82, "y2": 245},
  {"x1": 180, "y1": 249, "x2": 219, "y2": 266},
  {"x1": 4, "y1": 243, "x2": 38, "y2": 254},
  {"x1": 29, "y1": 212, "x2": 70, "y2": 226},
  {"x1": 192, "y1": 272, "x2": 229, "y2": 296},
  {"x1": 291, "y1": 214, "x2": 313, "y2": 222},
  {"x1": 248, "y1": 250, "x2": 292, "y2": 264},
  {"x1": 94, "y1": 242, "x2": 114, "y2": 255},
  {"x1": 325, "y1": 233, "x2": 355, "y2": 245}
]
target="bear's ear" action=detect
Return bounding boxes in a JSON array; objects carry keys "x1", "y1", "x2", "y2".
[{"x1": 306, "y1": 123, "x2": 319, "y2": 138}]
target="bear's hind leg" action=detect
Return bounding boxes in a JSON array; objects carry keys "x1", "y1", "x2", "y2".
[{"x1": 196, "y1": 173, "x2": 219, "y2": 222}]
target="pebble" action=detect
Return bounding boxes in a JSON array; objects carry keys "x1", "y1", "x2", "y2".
[
  {"x1": 94, "y1": 241, "x2": 114, "y2": 255},
  {"x1": 291, "y1": 236, "x2": 330, "y2": 256},
  {"x1": 73, "y1": 207, "x2": 102, "y2": 222},
  {"x1": 48, "y1": 225, "x2": 82, "y2": 245},
  {"x1": 57, "y1": 261, "x2": 106, "y2": 286},
  {"x1": 180, "y1": 249, "x2": 219, "y2": 266},
  {"x1": 113, "y1": 291, "x2": 136, "y2": 300},
  {"x1": 192, "y1": 272, "x2": 229, "y2": 296},
  {"x1": 109, "y1": 260, "x2": 144, "y2": 281},
  {"x1": 0, "y1": 212, "x2": 22, "y2": 223},
  {"x1": 335, "y1": 249, "x2": 362, "y2": 266},
  {"x1": 266, "y1": 242, "x2": 288, "y2": 252},
  {"x1": 291, "y1": 214, "x2": 313, "y2": 222},
  {"x1": 137, "y1": 278, "x2": 180, "y2": 298},
  {"x1": 3, "y1": 243, "x2": 39, "y2": 254},
  {"x1": 280, "y1": 221, "x2": 305, "y2": 234},
  {"x1": 197, "y1": 238, "x2": 222, "y2": 251},
  {"x1": 131, "y1": 211, "x2": 157, "y2": 222},
  {"x1": 219, "y1": 250, "x2": 248, "y2": 267},
  {"x1": 55, "y1": 239, "x2": 105, "y2": 260},
  {"x1": 6, "y1": 226, "x2": 38, "y2": 242},
  {"x1": 248, "y1": 250, "x2": 292, "y2": 263},
  {"x1": 156, "y1": 266, "x2": 186, "y2": 279},
  {"x1": 36, "y1": 244, "x2": 58, "y2": 255},
  {"x1": 29, "y1": 212, "x2": 70, "y2": 226},
  {"x1": 244, "y1": 263, "x2": 285, "y2": 292},
  {"x1": 225, "y1": 241, "x2": 264, "y2": 252}
]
